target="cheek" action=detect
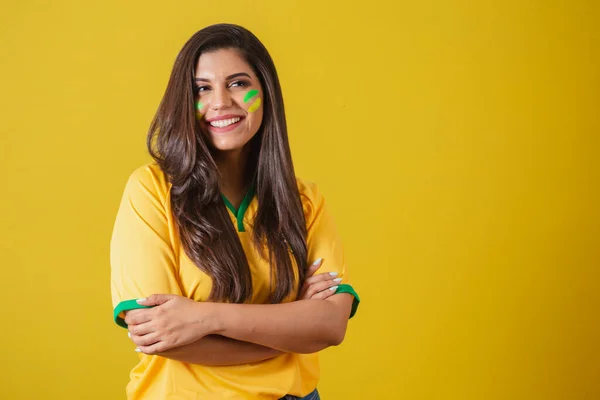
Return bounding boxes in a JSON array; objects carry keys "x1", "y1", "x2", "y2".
[
  {"x1": 246, "y1": 106, "x2": 263, "y2": 135},
  {"x1": 195, "y1": 101, "x2": 205, "y2": 120},
  {"x1": 247, "y1": 97, "x2": 262, "y2": 113},
  {"x1": 243, "y1": 90, "x2": 262, "y2": 115},
  {"x1": 243, "y1": 92, "x2": 263, "y2": 132}
]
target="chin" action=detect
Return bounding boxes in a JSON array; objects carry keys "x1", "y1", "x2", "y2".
[
  {"x1": 209, "y1": 139, "x2": 249, "y2": 153},
  {"x1": 205, "y1": 129, "x2": 258, "y2": 153}
]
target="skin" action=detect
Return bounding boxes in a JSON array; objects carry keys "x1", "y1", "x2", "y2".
[
  {"x1": 126, "y1": 260, "x2": 346, "y2": 365},
  {"x1": 194, "y1": 48, "x2": 264, "y2": 206},
  {"x1": 126, "y1": 49, "x2": 353, "y2": 364}
]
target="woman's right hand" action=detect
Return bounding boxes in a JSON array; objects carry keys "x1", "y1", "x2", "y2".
[{"x1": 299, "y1": 259, "x2": 342, "y2": 300}]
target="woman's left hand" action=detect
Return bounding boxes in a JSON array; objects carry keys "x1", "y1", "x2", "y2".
[{"x1": 125, "y1": 294, "x2": 215, "y2": 355}]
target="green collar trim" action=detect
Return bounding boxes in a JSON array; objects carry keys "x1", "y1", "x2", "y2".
[{"x1": 221, "y1": 185, "x2": 255, "y2": 232}]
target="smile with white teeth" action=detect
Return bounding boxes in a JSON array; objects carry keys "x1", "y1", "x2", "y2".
[{"x1": 210, "y1": 117, "x2": 241, "y2": 128}]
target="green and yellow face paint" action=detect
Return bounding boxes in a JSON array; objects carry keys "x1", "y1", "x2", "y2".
[
  {"x1": 244, "y1": 89, "x2": 261, "y2": 113},
  {"x1": 195, "y1": 101, "x2": 204, "y2": 120}
]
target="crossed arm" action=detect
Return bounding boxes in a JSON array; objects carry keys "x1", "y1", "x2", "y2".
[
  {"x1": 148, "y1": 334, "x2": 281, "y2": 366},
  {"x1": 124, "y1": 268, "x2": 353, "y2": 365},
  {"x1": 113, "y1": 167, "x2": 356, "y2": 366}
]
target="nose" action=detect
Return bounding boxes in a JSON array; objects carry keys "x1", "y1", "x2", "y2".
[{"x1": 210, "y1": 86, "x2": 233, "y2": 110}]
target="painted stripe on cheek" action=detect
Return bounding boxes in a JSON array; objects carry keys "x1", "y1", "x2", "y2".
[
  {"x1": 247, "y1": 98, "x2": 261, "y2": 113},
  {"x1": 244, "y1": 90, "x2": 259, "y2": 103}
]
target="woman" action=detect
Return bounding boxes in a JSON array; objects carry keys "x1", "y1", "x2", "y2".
[{"x1": 110, "y1": 23, "x2": 360, "y2": 400}]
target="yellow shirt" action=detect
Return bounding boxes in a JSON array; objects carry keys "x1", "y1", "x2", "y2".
[{"x1": 110, "y1": 162, "x2": 359, "y2": 400}]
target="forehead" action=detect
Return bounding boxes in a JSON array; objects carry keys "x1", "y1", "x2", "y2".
[{"x1": 194, "y1": 48, "x2": 254, "y2": 79}]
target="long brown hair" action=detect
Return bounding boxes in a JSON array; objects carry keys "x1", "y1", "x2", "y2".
[{"x1": 147, "y1": 24, "x2": 308, "y2": 303}]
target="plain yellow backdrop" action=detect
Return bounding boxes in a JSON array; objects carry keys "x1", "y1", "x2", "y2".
[{"x1": 1, "y1": 1, "x2": 598, "y2": 399}]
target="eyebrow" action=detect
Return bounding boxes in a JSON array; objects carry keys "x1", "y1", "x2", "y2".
[{"x1": 194, "y1": 72, "x2": 251, "y2": 82}]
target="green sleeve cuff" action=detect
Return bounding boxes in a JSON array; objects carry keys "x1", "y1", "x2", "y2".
[
  {"x1": 113, "y1": 299, "x2": 153, "y2": 328},
  {"x1": 334, "y1": 284, "x2": 360, "y2": 319}
]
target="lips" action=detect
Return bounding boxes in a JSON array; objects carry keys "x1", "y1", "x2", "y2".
[
  {"x1": 205, "y1": 114, "x2": 245, "y2": 133},
  {"x1": 209, "y1": 116, "x2": 242, "y2": 128}
]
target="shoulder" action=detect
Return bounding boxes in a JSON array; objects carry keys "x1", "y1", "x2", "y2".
[
  {"x1": 296, "y1": 177, "x2": 325, "y2": 221},
  {"x1": 123, "y1": 162, "x2": 172, "y2": 205}
]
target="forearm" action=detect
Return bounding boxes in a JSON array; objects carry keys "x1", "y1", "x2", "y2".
[
  {"x1": 210, "y1": 295, "x2": 352, "y2": 354},
  {"x1": 157, "y1": 335, "x2": 283, "y2": 366}
]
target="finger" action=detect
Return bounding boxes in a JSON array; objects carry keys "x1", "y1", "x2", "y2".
[
  {"x1": 305, "y1": 258, "x2": 324, "y2": 277},
  {"x1": 128, "y1": 321, "x2": 155, "y2": 336},
  {"x1": 136, "y1": 341, "x2": 167, "y2": 355},
  {"x1": 125, "y1": 310, "x2": 154, "y2": 326},
  {"x1": 125, "y1": 309, "x2": 145, "y2": 318},
  {"x1": 299, "y1": 283, "x2": 309, "y2": 299},
  {"x1": 300, "y1": 266, "x2": 326, "y2": 299},
  {"x1": 304, "y1": 271, "x2": 339, "y2": 286},
  {"x1": 299, "y1": 282, "x2": 315, "y2": 300},
  {"x1": 130, "y1": 331, "x2": 161, "y2": 347},
  {"x1": 306, "y1": 278, "x2": 342, "y2": 299},
  {"x1": 300, "y1": 274, "x2": 339, "y2": 300},
  {"x1": 136, "y1": 294, "x2": 173, "y2": 307},
  {"x1": 311, "y1": 285, "x2": 339, "y2": 300}
]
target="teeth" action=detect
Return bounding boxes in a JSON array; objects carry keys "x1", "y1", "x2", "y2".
[{"x1": 210, "y1": 117, "x2": 241, "y2": 128}]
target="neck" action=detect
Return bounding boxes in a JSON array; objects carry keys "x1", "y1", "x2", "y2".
[{"x1": 214, "y1": 147, "x2": 252, "y2": 208}]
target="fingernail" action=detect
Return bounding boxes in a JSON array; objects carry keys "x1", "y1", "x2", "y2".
[
  {"x1": 128, "y1": 332, "x2": 131, "y2": 338},
  {"x1": 136, "y1": 298, "x2": 147, "y2": 303},
  {"x1": 312, "y1": 258, "x2": 323, "y2": 266},
  {"x1": 135, "y1": 348, "x2": 141, "y2": 352},
  {"x1": 329, "y1": 272, "x2": 338, "y2": 277},
  {"x1": 333, "y1": 278, "x2": 342, "y2": 283},
  {"x1": 329, "y1": 286, "x2": 338, "y2": 291}
]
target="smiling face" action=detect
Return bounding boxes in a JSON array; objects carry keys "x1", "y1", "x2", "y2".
[{"x1": 194, "y1": 48, "x2": 264, "y2": 154}]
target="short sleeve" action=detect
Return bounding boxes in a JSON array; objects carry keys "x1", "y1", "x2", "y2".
[
  {"x1": 300, "y1": 180, "x2": 360, "y2": 318},
  {"x1": 110, "y1": 164, "x2": 183, "y2": 328}
]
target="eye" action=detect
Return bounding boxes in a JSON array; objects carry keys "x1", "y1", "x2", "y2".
[
  {"x1": 194, "y1": 85, "x2": 210, "y2": 95},
  {"x1": 229, "y1": 80, "x2": 250, "y2": 88}
]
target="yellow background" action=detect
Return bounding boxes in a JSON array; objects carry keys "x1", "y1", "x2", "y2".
[{"x1": 1, "y1": 1, "x2": 598, "y2": 399}]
